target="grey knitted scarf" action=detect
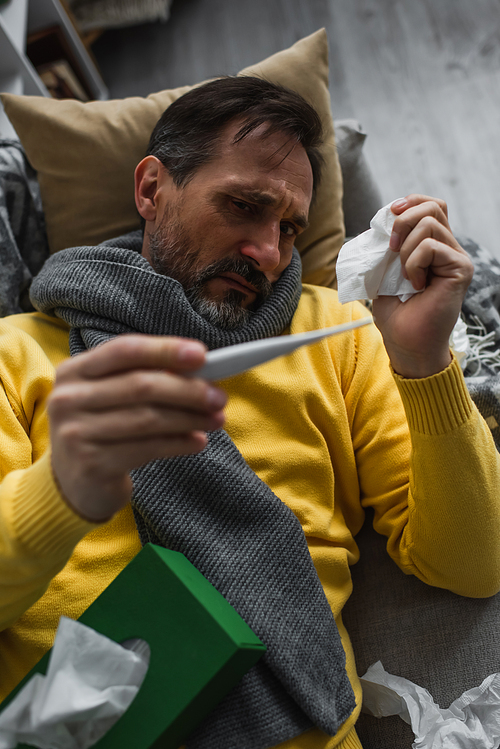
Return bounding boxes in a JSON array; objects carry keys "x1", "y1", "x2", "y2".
[{"x1": 30, "y1": 231, "x2": 356, "y2": 749}]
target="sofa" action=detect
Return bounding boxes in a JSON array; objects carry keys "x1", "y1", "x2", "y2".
[{"x1": 1, "y1": 28, "x2": 499, "y2": 749}]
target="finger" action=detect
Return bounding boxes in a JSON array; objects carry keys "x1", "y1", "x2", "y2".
[
  {"x1": 58, "y1": 405, "x2": 226, "y2": 444},
  {"x1": 389, "y1": 199, "x2": 451, "y2": 252},
  {"x1": 50, "y1": 370, "x2": 227, "y2": 415},
  {"x1": 398, "y1": 216, "x2": 466, "y2": 276},
  {"x1": 404, "y1": 238, "x2": 474, "y2": 291},
  {"x1": 60, "y1": 432, "x2": 210, "y2": 480},
  {"x1": 391, "y1": 194, "x2": 449, "y2": 219},
  {"x1": 115, "y1": 432, "x2": 209, "y2": 462},
  {"x1": 56, "y1": 335, "x2": 207, "y2": 382}
]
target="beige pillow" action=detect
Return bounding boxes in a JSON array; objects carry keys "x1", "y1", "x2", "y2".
[{"x1": 1, "y1": 29, "x2": 343, "y2": 288}]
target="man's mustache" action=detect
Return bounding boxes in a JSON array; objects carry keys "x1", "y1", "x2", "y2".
[{"x1": 191, "y1": 256, "x2": 273, "y2": 299}]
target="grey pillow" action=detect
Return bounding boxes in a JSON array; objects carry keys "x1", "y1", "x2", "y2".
[{"x1": 334, "y1": 119, "x2": 383, "y2": 239}]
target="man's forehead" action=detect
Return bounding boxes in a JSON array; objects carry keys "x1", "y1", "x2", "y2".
[
  {"x1": 221, "y1": 120, "x2": 305, "y2": 163},
  {"x1": 207, "y1": 121, "x2": 313, "y2": 202}
]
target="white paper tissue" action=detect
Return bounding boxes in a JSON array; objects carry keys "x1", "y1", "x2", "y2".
[
  {"x1": 361, "y1": 660, "x2": 500, "y2": 749},
  {"x1": 0, "y1": 617, "x2": 150, "y2": 749},
  {"x1": 449, "y1": 315, "x2": 471, "y2": 369},
  {"x1": 337, "y1": 200, "x2": 421, "y2": 303},
  {"x1": 336, "y1": 200, "x2": 471, "y2": 369}
]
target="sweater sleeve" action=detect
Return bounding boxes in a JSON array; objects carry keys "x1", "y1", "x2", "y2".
[
  {"x1": 349, "y1": 324, "x2": 500, "y2": 599},
  {"x1": 391, "y1": 357, "x2": 500, "y2": 597},
  {"x1": 0, "y1": 454, "x2": 98, "y2": 630},
  {"x1": 0, "y1": 322, "x2": 98, "y2": 631}
]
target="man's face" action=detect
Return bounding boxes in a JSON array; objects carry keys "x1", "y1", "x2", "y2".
[{"x1": 141, "y1": 120, "x2": 314, "y2": 328}]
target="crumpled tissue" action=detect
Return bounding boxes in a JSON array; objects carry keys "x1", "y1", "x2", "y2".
[
  {"x1": 337, "y1": 200, "x2": 421, "y2": 303},
  {"x1": 0, "y1": 617, "x2": 150, "y2": 749},
  {"x1": 336, "y1": 200, "x2": 471, "y2": 369},
  {"x1": 360, "y1": 660, "x2": 500, "y2": 749},
  {"x1": 449, "y1": 315, "x2": 471, "y2": 369}
]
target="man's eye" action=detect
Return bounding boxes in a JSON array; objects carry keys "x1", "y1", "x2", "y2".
[
  {"x1": 281, "y1": 223, "x2": 297, "y2": 237},
  {"x1": 233, "y1": 200, "x2": 252, "y2": 213}
]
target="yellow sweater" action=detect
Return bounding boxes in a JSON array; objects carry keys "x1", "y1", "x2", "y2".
[{"x1": 1, "y1": 284, "x2": 500, "y2": 749}]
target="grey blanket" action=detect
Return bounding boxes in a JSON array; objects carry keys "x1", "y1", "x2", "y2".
[
  {"x1": 459, "y1": 237, "x2": 500, "y2": 451},
  {"x1": 0, "y1": 140, "x2": 49, "y2": 316}
]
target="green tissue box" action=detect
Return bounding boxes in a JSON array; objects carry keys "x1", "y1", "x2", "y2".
[{"x1": 4, "y1": 543, "x2": 265, "y2": 749}]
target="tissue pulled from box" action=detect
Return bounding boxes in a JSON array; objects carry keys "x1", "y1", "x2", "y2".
[
  {"x1": 0, "y1": 616, "x2": 150, "y2": 749},
  {"x1": 337, "y1": 200, "x2": 423, "y2": 303},
  {"x1": 360, "y1": 660, "x2": 500, "y2": 749}
]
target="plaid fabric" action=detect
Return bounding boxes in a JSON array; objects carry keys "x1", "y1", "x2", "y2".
[
  {"x1": 0, "y1": 140, "x2": 49, "y2": 316},
  {"x1": 459, "y1": 237, "x2": 500, "y2": 450}
]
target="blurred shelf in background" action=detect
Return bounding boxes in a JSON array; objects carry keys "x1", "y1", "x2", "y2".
[{"x1": 0, "y1": 0, "x2": 108, "y2": 138}]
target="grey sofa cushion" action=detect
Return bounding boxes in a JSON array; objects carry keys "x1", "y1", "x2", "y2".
[
  {"x1": 334, "y1": 119, "x2": 383, "y2": 239},
  {"x1": 342, "y1": 509, "x2": 500, "y2": 748}
]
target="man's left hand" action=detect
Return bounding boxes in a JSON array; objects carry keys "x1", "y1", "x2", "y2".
[{"x1": 372, "y1": 194, "x2": 474, "y2": 378}]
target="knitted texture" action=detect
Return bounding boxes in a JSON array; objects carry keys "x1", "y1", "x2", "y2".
[
  {"x1": 459, "y1": 237, "x2": 500, "y2": 451},
  {"x1": 0, "y1": 139, "x2": 50, "y2": 316},
  {"x1": 30, "y1": 234, "x2": 356, "y2": 748}
]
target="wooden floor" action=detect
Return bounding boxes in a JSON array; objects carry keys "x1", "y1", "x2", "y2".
[{"x1": 93, "y1": 0, "x2": 500, "y2": 259}]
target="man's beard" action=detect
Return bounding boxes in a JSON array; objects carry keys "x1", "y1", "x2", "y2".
[{"x1": 147, "y1": 212, "x2": 273, "y2": 330}]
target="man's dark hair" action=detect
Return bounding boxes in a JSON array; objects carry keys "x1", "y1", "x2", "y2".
[{"x1": 146, "y1": 76, "x2": 324, "y2": 197}]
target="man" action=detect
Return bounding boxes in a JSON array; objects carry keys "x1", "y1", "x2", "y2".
[{"x1": 0, "y1": 77, "x2": 499, "y2": 749}]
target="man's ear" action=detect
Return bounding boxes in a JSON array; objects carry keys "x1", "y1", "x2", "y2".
[{"x1": 134, "y1": 156, "x2": 165, "y2": 222}]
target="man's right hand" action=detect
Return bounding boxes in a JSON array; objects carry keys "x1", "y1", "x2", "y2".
[{"x1": 48, "y1": 335, "x2": 227, "y2": 523}]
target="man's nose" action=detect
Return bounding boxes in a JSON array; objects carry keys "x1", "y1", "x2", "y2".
[{"x1": 239, "y1": 222, "x2": 281, "y2": 273}]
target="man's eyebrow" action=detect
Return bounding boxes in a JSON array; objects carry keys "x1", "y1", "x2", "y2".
[{"x1": 234, "y1": 188, "x2": 310, "y2": 231}]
